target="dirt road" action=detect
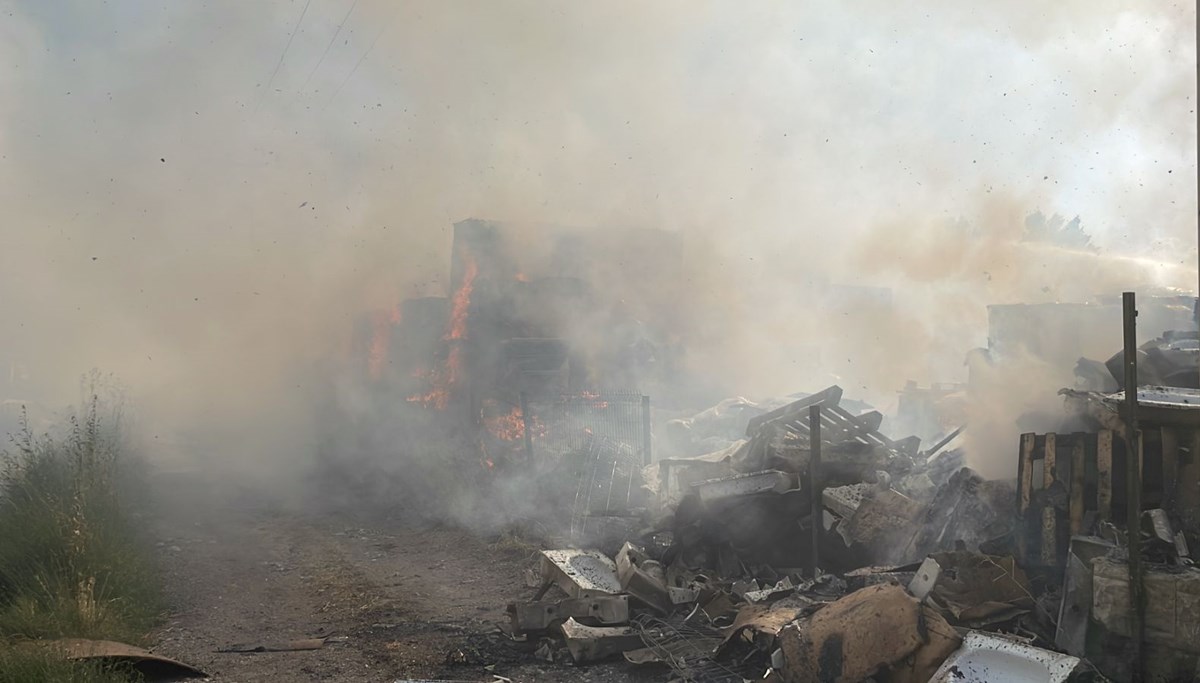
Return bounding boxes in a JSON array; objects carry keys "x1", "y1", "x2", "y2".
[{"x1": 145, "y1": 467, "x2": 652, "y2": 682}]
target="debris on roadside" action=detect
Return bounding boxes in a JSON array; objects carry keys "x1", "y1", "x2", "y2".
[
  {"x1": 484, "y1": 375, "x2": 1200, "y2": 681},
  {"x1": 41, "y1": 639, "x2": 208, "y2": 680},
  {"x1": 215, "y1": 637, "x2": 329, "y2": 653}
]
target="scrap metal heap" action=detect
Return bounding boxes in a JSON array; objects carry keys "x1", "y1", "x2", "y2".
[{"x1": 483, "y1": 385, "x2": 1124, "y2": 682}]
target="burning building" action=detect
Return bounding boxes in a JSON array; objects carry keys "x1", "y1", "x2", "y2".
[{"x1": 347, "y1": 218, "x2": 682, "y2": 466}]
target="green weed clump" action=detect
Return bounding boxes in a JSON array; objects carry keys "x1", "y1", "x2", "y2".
[{"x1": 0, "y1": 387, "x2": 161, "y2": 679}]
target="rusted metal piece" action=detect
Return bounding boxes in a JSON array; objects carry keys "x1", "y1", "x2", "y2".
[
  {"x1": 217, "y1": 638, "x2": 327, "y2": 653},
  {"x1": 44, "y1": 639, "x2": 207, "y2": 678}
]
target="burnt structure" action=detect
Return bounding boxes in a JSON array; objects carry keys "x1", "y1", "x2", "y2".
[{"x1": 354, "y1": 218, "x2": 680, "y2": 461}]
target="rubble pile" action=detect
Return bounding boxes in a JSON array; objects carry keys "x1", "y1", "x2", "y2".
[
  {"x1": 505, "y1": 542, "x2": 1094, "y2": 682},
  {"x1": 649, "y1": 386, "x2": 1001, "y2": 574},
  {"x1": 487, "y1": 382, "x2": 1200, "y2": 681}
]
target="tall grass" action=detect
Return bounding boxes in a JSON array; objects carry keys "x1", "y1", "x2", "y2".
[{"x1": 0, "y1": 385, "x2": 161, "y2": 680}]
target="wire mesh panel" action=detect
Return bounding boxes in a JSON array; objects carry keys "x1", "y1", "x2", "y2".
[
  {"x1": 631, "y1": 613, "x2": 760, "y2": 683},
  {"x1": 566, "y1": 434, "x2": 643, "y2": 535},
  {"x1": 527, "y1": 391, "x2": 649, "y2": 464},
  {"x1": 525, "y1": 391, "x2": 651, "y2": 534}
]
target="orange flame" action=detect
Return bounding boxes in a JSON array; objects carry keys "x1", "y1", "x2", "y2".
[
  {"x1": 483, "y1": 403, "x2": 546, "y2": 441},
  {"x1": 444, "y1": 258, "x2": 478, "y2": 342},
  {"x1": 578, "y1": 390, "x2": 610, "y2": 409},
  {"x1": 514, "y1": 271, "x2": 530, "y2": 282},
  {"x1": 408, "y1": 256, "x2": 478, "y2": 408},
  {"x1": 367, "y1": 306, "x2": 402, "y2": 380}
]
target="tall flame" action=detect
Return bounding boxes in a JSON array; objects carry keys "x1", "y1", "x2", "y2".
[
  {"x1": 408, "y1": 256, "x2": 478, "y2": 408},
  {"x1": 444, "y1": 258, "x2": 478, "y2": 343}
]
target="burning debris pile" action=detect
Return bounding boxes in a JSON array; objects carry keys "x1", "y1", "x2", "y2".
[
  {"x1": 466, "y1": 363, "x2": 1200, "y2": 681},
  {"x1": 480, "y1": 386, "x2": 1099, "y2": 682}
]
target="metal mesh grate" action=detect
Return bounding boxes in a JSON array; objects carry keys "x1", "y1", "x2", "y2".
[
  {"x1": 524, "y1": 392, "x2": 652, "y2": 535},
  {"x1": 631, "y1": 613, "x2": 755, "y2": 683},
  {"x1": 528, "y1": 391, "x2": 649, "y2": 463}
]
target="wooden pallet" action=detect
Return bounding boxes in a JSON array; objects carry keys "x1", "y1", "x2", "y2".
[{"x1": 1017, "y1": 425, "x2": 1199, "y2": 567}]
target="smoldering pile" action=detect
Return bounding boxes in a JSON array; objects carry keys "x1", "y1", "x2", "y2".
[{"x1": 483, "y1": 385, "x2": 1087, "y2": 682}]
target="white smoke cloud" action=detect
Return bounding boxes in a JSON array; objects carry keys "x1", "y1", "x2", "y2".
[{"x1": 0, "y1": 1, "x2": 1193, "y2": 484}]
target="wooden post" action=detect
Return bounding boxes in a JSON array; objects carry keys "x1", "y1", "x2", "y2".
[
  {"x1": 809, "y1": 404, "x2": 822, "y2": 580},
  {"x1": 1044, "y1": 432, "x2": 1058, "y2": 486},
  {"x1": 1041, "y1": 433, "x2": 1058, "y2": 565},
  {"x1": 1019, "y1": 433, "x2": 1036, "y2": 515},
  {"x1": 1122, "y1": 291, "x2": 1145, "y2": 682},
  {"x1": 1097, "y1": 429, "x2": 1113, "y2": 523},
  {"x1": 1070, "y1": 433, "x2": 1086, "y2": 535}
]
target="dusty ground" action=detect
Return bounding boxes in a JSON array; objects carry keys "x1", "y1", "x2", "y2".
[{"x1": 145, "y1": 466, "x2": 662, "y2": 682}]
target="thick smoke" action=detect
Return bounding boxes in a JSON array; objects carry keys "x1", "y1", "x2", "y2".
[{"x1": 0, "y1": 1, "x2": 1195, "y2": 494}]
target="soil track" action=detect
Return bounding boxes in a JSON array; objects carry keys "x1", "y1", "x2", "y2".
[{"x1": 145, "y1": 465, "x2": 655, "y2": 682}]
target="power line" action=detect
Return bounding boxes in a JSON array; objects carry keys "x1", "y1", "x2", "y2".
[
  {"x1": 255, "y1": 0, "x2": 314, "y2": 113},
  {"x1": 323, "y1": 24, "x2": 385, "y2": 111},
  {"x1": 302, "y1": 0, "x2": 361, "y2": 91}
]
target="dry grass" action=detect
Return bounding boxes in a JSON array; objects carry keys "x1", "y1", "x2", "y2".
[{"x1": 0, "y1": 381, "x2": 160, "y2": 679}]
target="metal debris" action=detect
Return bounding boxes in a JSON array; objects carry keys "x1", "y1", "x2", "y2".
[
  {"x1": 629, "y1": 613, "x2": 753, "y2": 683},
  {"x1": 506, "y1": 595, "x2": 629, "y2": 634},
  {"x1": 44, "y1": 639, "x2": 207, "y2": 679},
  {"x1": 906, "y1": 556, "x2": 942, "y2": 601},
  {"x1": 558, "y1": 617, "x2": 643, "y2": 663}
]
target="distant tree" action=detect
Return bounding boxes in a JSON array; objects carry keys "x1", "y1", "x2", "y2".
[{"x1": 1023, "y1": 211, "x2": 1097, "y2": 252}]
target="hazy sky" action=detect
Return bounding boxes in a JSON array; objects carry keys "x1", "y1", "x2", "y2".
[{"x1": 0, "y1": 1, "x2": 1195, "y2": 420}]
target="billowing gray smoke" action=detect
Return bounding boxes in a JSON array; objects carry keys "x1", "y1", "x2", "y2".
[{"x1": 0, "y1": 1, "x2": 1194, "y2": 493}]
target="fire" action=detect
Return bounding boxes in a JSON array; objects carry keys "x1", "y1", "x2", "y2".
[
  {"x1": 483, "y1": 403, "x2": 546, "y2": 441},
  {"x1": 367, "y1": 306, "x2": 402, "y2": 380},
  {"x1": 444, "y1": 258, "x2": 478, "y2": 342},
  {"x1": 514, "y1": 271, "x2": 530, "y2": 282},
  {"x1": 408, "y1": 256, "x2": 478, "y2": 408},
  {"x1": 578, "y1": 390, "x2": 609, "y2": 409},
  {"x1": 485, "y1": 406, "x2": 526, "y2": 441}
]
